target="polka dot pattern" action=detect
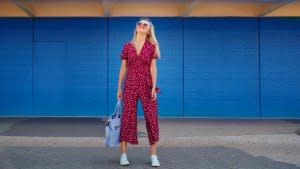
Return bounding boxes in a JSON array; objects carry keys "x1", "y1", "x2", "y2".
[{"x1": 119, "y1": 39, "x2": 159, "y2": 145}]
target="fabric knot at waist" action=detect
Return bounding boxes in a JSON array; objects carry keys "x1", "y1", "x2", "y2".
[{"x1": 155, "y1": 87, "x2": 162, "y2": 95}]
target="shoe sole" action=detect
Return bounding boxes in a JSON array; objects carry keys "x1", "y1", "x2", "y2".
[
  {"x1": 120, "y1": 162, "x2": 130, "y2": 166},
  {"x1": 151, "y1": 160, "x2": 160, "y2": 167},
  {"x1": 151, "y1": 162, "x2": 160, "y2": 167}
]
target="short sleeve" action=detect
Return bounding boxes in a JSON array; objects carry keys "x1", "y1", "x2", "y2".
[
  {"x1": 151, "y1": 45, "x2": 158, "y2": 60},
  {"x1": 120, "y1": 43, "x2": 128, "y2": 60}
]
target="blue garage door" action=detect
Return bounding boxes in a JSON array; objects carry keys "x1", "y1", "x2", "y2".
[
  {"x1": 184, "y1": 18, "x2": 260, "y2": 117},
  {"x1": 260, "y1": 18, "x2": 300, "y2": 118},
  {"x1": 33, "y1": 18, "x2": 107, "y2": 116},
  {"x1": 1, "y1": 17, "x2": 300, "y2": 118},
  {"x1": 0, "y1": 18, "x2": 33, "y2": 116}
]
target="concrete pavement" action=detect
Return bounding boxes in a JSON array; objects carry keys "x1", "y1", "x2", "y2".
[{"x1": 0, "y1": 117, "x2": 300, "y2": 169}]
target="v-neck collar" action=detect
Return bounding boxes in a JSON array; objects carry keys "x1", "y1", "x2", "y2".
[{"x1": 131, "y1": 39, "x2": 148, "y2": 57}]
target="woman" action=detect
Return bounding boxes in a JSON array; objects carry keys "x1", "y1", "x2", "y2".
[{"x1": 117, "y1": 17, "x2": 161, "y2": 167}]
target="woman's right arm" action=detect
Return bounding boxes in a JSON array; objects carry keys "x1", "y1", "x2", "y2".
[{"x1": 117, "y1": 60, "x2": 127, "y2": 98}]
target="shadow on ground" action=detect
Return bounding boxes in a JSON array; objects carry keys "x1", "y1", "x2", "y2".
[{"x1": 0, "y1": 117, "x2": 107, "y2": 137}]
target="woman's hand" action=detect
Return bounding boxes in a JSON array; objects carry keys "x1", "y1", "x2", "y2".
[
  {"x1": 151, "y1": 88, "x2": 157, "y2": 100},
  {"x1": 117, "y1": 88, "x2": 122, "y2": 100}
]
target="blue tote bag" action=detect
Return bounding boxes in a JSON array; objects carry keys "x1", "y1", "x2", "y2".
[{"x1": 104, "y1": 99, "x2": 122, "y2": 147}]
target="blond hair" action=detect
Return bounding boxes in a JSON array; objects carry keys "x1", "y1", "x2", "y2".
[{"x1": 131, "y1": 17, "x2": 161, "y2": 58}]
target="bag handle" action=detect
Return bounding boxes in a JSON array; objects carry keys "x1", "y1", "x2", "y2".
[{"x1": 112, "y1": 99, "x2": 122, "y2": 117}]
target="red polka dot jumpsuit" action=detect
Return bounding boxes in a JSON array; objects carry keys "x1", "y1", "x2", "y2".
[{"x1": 119, "y1": 39, "x2": 160, "y2": 145}]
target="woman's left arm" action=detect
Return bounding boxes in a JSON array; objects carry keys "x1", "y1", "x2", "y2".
[
  {"x1": 150, "y1": 59, "x2": 157, "y2": 90},
  {"x1": 150, "y1": 59, "x2": 157, "y2": 100}
]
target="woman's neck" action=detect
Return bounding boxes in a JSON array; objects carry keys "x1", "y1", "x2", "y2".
[{"x1": 135, "y1": 33, "x2": 147, "y2": 43}]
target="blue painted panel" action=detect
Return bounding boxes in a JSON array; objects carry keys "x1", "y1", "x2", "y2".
[
  {"x1": 260, "y1": 18, "x2": 300, "y2": 118},
  {"x1": 0, "y1": 18, "x2": 33, "y2": 116},
  {"x1": 33, "y1": 42, "x2": 65, "y2": 115},
  {"x1": 64, "y1": 41, "x2": 107, "y2": 116},
  {"x1": 1, "y1": 17, "x2": 300, "y2": 118},
  {"x1": 184, "y1": 18, "x2": 260, "y2": 117},
  {"x1": 34, "y1": 17, "x2": 105, "y2": 42},
  {"x1": 0, "y1": 18, "x2": 32, "y2": 42},
  {"x1": 33, "y1": 18, "x2": 107, "y2": 116},
  {"x1": 108, "y1": 17, "x2": 183, "y2": 117}
]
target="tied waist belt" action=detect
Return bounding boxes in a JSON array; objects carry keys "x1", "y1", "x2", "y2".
[{"x1": 155, "y1": 87, "x2": 163, "y2": 95}]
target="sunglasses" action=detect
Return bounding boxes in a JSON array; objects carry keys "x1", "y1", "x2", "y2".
[{"x1": 136, "y1": 21, "x2": 150, "y2": 27}]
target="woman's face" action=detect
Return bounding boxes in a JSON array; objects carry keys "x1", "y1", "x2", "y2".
[{"x1": 136, "y1": 20, "x2": 151, "y2": 35}]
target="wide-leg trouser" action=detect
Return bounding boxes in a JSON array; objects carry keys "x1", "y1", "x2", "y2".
[{"x1": 119, "y1": 83, "x2": 159, "y2": 145}]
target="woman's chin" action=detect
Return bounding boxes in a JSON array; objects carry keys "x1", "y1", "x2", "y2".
[{"x1": 137, "y1": 30, "x2": 147, "y2": 34}]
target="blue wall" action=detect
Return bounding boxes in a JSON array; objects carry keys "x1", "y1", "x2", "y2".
[
  {"x1": 184, "y1": 18, "x2": 260, "y2": 117},
  {"x1": 0, "y1": 18, "x2": 33, "y2": 116},
  {"x1": 0, "y1": 17, "x2": 299, "y2": 118},
  {"x1": 33, "y1": 18, "x2": 108, "y2": 116},
  {"x1": 260, "y1": 18, "x2": 300, "y2": 118}
]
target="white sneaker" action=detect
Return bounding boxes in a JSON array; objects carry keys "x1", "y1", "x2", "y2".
[
  {"x1": 150, "y1": 154, "x2": 160, "y2": 167},
  {"x1": 120, "y1": 153, "x2": 130, "y2": 166}
]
